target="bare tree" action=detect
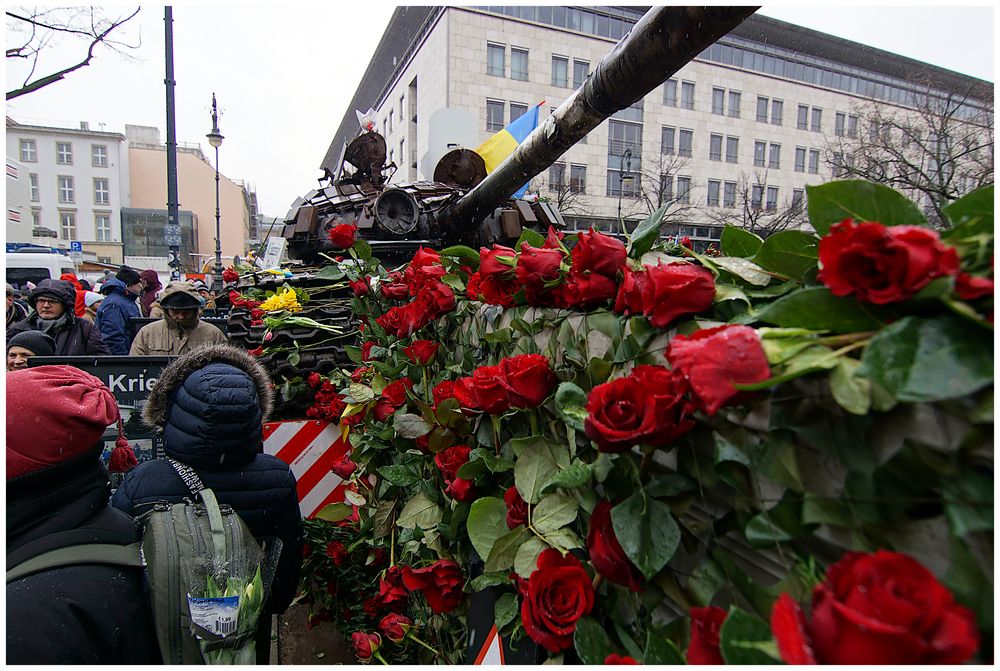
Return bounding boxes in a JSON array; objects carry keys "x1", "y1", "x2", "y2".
[
  {"x1": 704, "y1": 170, "x2": 808, "y2": 238},
  {"x1": 6, "y1": 6, "x2": 141, "y2": 100},
  {"x1": 633, "y1": 149, "x2": 697, "y2": 228},
  {"x1": 824, "y1": 79, "x2": 993, "y2": 227}
]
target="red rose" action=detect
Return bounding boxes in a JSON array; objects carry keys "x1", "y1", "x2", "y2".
[
  {"x1": 408, "y1": 264, "x2": 448, "y2": 297},
  {"x1": 302, "y1": 542, "x2": 312, "y2": 558},
  {"x1": 351, "y1": 631, "x2": 382, "y2": 663},
  {"x1": 403, "y1": 339, "x2": 440, "y2": 365},
  {"x1": 771, "y1": 550, "x2": 980, "y2": 665},
  {"x1": 374, "y1": 378, "x2": 412, "y2": 422},
  {"x1": 222, "y1": 267, "x2": 239, "y2": 283},
  {"x1": 480, "y1": 244, "x2": 518, "y2": 280},
  {"x1": 584, "y1": 366, "x2": 694, "y2": 452},
  {"x1": 516, "y1": 242, "x2": 564, "y2": 304},
  {"x1": 572, "y1": 228, "x2": 627, "y2": 278},
  {"x1": 614, "y1": 263, "x2": 716, "y2": 328},
  {"x1": 307, "y1": 372, "x2": 322, "y2": 388},
  {"x1": 455, "y1": 365, "x2": 509, "y2": 414},
  {"x1": 687, "y1": 606, "x2": 726, "y2": 664},
  {"x1": 818, "y1": 219, "x2": 960, "y2": 304},
  {"x1": 500, "y1": 354, "x2": 556, "y2": 409},
  {"x1": 466, "y1": 272, "x2": 484, "y2": 301},
  {"x1": 375, "y1": 308, "x2": 399, "y2": 334},
  {"x1": 378, "y1": 565, "x2": 409, "y2": 612},
  {"x1": 586, "y1": 501, "x2": 644, "y2": 591},
  {"x1": 667, "y1": 325, "x2": 771, "y2": 416},
  {"x1": 379, "y1": 613, "x2": 413, "y2": 644},
  {"x1": 503, "y1": 485, "x2": 528, "y2": 529},
  {"x1": 351, "y1": 366, "x2": 370, "y2": 383},
  {"x1": 544, "y1": 225, "x2": 565, "y2": 249},
  {"x1": 479, "y1": 275, "x2": 521, "y2": 307},
  {"x1": 605, "y1": 654, "x2": 640, "y2": 664},
  {"x1": 434, "y1": 445, "x2": 471, "y2": 481},
  {"x1": 363, "y1": 598, "x2": 382, "y2": 617},
  {"x1": 432, "y1": 380, "x2": 456, "y2": 406},
  {"x1": 956, "y1": 272, "x2": 994, "y2": 301},
  {"x1": 555, "y1": 271, "x2": 619, "y2": 309},
  {"x1": 417, "y1": 280, "x2": 456, "y2": 318},
  {"x1": 325, "y1": 541, "x2": 348, "y2": 566},
  {"x1": 445, "y1": 476, "x2": 476, "y2": 502},
  {"x1": 349, "y1": 277, "x2": 370, "y2": 297},
  {"x1": 247, "y1": 346, "x2": 264, "y2": 357},
  {"x1": 361, "y1": 340, "x2": 377, "y2": 362},
  {"x1": 328, "y1": 223, "x2": 357, "y2": 249},
  {"x1": 330, "y1": 453, "x2": 357, "y2": 480},
  {"x1": 381, "y1": 281, "x2": 410, "y2": 301},
  {"x1": 520, "y1": 548, "x2": 595, "y2": 653},
  {"x1": 401, "y1": 560, "x2": 465, "y2": 613}
]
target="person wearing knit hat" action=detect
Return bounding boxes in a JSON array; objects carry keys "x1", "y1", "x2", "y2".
[
  {"x1": 7, "y1": 366, "x2": 159, "y2": 664},
  {"x1": 6, "y1": 330, "x2": 56, "y2": 371},
  {"x1": 82, "y1": 290, "x2": 103, "y2": 324},
  {"x1": 95, "y1": 266, "x2": 145, "y2": 355},
  {"x1": 129, "y1": 281, "x2": 226, "y2": 355},
  {"x1": 6, "y1": 279, "x2": 110, "y2": 356}
]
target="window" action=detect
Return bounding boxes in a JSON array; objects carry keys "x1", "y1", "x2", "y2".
[
  {"x1": 663, "y1": 78, "x2": 677, "y2": 107},
  {"x1": 792, "y1": 189, "x2": 805, "y2": 208},
  {"x1": 56, "y1": 142, "x2": 73, "y2": 165},
  {"x1": 573, "y1": 59, "x2": 589, "y2": 88},
  {"x1": 751, "y1": 184, "x2": 763, "y2": 210},
  {"x1": 676, "y1": 176, "x2": 691, "y2": 204},
  {"x1": 510, "y1": 48, "x2": 529, "y2": 81},
  {"x1": 32, "y1": 209, "x2": 41, "y2": 228},
  {"x1": 608, "y1": 120, "x2": 643, "y2": 169},
  {"x1": 726, "y1": 136, "x2": 739, "y2": 164},
  {"x1": 661, "y1": 126, "x2": 675, "y2": 155},
  {"x1": 835, "y1": 112, "x2": 846, "y2": 137},
  {"x1": 766, "y1": 186, "x2": 779, "y2": 211},
  {"x1": 400, "y1": 95, "x2": 405, "y2": 120},
  {"x1": 550, "y1": 162, "x2": 566, "y2": 189},
  {"x1": 60, "y1": 211, "x2": 76, "y2": 240},
  {"x1": 712, "y1": 88, "x2": 725, "y2": 115},
  {"x1": 95, "y1": 213, "x2": 112, "y2": 242},
  {"x1": 510, "y1": 102, "x2": 529, "y2": 122},
  {"x1": 808, "y1": 149, "x2": 820, "y2": 174},
  {"x1": 756, "y1": 96, "x2": 769, "y2": 122},
  {"x1": 811, "y1": 107, "x2": 822, "y2": 132},
  {"x1": 29, "y1": 174, "x2": 39, "y2": 202},
  {"x1": 570, "y1": 164, "x2": 586, "y2": 193},
  {"x1": 754, "y1": 141, "x2": 767, "y2": 167},
  {"x1": 707, "y1": 179, "x2": 721, "y2": 206},
  {"x1": 771, "y1": 99, "x2": 783, "y2": 125},
  {"x1": 709, "y1": 134, "x2": 723, "y2": 161},
  {"x1": 723, "y1": 181, "x2": 737, "y2": 208},
  {"x1": 728, "y1": 91, "x2": 741, "y2": 118},
  {"x1": 91, "y1": 144, "x2": 108, "y2": 167},
  {"x1": 795, "y1": 147, "x2": 807, "y2": 172},
  {"x1": 848, "y1": 114, "x2": 858, "y2": 138},
  {"x1": 681, "y1": 81, "x2": 695, "y2": 110},
  {"x1": 606, "y1": 170, "x2": 641, "y2": 198},
  {"x1": 487, "y1": 43, "x2": 505, "y2": 76},
  {"x1": 660, "y1": 174, "x2": 673, "y2": 201},
  {"x1": 58, "y1": 176, "x2": 75, "y2": 203},
  {"x1": 768, "y1": 143, "x2": 781, "y2": 169},
  {"x1": 400, "y1": 139, "x2": 405, "y2": 167},
  {"x1": 797, "y1": 105, "x2": 809, "y2": 130},
  {"x1": 678, "y1": 129, "x2": 693, "y2": 157},
  {"x1": 486, "y1": 100, "x2": 505, "y2": 132},
  {"x1": 551, "y1": 55, "x2": 568, "y2": 87},
  {"x1": 93, "y1": 178, "x2": 109, "y2": 205},
  {"x1": 19, "y1": 139, "x2": 37, "y2": 163},
  {"x1": 389, "y1": 149, "x2": 394, "y2": 165}
]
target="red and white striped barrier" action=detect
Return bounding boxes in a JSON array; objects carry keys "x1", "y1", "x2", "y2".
[{"x1": 263, "y1": 420, "x2": 350, "y2": 519}]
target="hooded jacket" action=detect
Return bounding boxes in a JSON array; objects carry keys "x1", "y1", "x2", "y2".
[
  {"x1": 6, "y1": 279, "x2": 109, "y2": 355},
  {"x1": 59, "y1": 272, "x2": 86, "y2": 317},
  {"x1": 111, "y1": 345, "x2": 302, "y2": 613},
  {"x1": 95, "y1": 277, "x2": 141, "y2": 355},
  {"x1": 139, "y1": 269, "x2": 162, "y2": 318},
  {"x1": 129, "y1": 282, "x2": 226, "y2": 356}
]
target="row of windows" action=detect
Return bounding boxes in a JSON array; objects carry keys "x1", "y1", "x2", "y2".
[
  {"x1": 30, "y1": 209, "x2": 113, "y2": 242},
  {"x1": 486, "y1": 99, "x2": 534, "y2": 132},
  {"x1": 486, "y1": 43, "x2": 590, "y2": 89},
  {"x1": 548, "y1": 162, "x2": 587, "y2": 193},
  {"x1": 711, "y1": 87, "x2": 743, "y2": 118},
  {"x1": 18, "y1": 139, "x2": 109, "y2": 167},
  {"x1": 478, "y1": 5, "x2": 643, "y2": 42},
  {"x1": 29, "y1": 174, "x2": 111, "y2": 205},
  {"x1": 382, "y1": 94, "x2": 409, "y2": 139}
]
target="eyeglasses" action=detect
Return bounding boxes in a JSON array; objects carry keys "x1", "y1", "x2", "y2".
[{"x1": 35, "y1": 298, "x2": 60, "y2": 306}]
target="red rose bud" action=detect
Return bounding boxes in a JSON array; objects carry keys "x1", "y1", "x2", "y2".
[
  {"x1": 361, "y1": 340, "x2": 377, "y2": 362},
  {"x1": 325, "y1": 541, "x2": 349, "y2": 567},
  {"x1": 667, "y1": 325, "x2": 771, "y2": 416},
  {"x1": 515, "y1": 242, "x2": 564, "y2": 304},
  {"x1": 555, "y1": 270, "x2": 618, "y2": 309},
  {"x1": 771, "y1": 550, "x2": 979, "y2": 665},
  {"x1": 378, "y1": 565, "x2": 409, "y2": 612},
  {"x1": 432, "y1": 379, "x2": 456, "y2": 406},
  {"x1": 678, "y1": 236, "x2": 692, "y2": 248},
  {"x1": 614, "y1": 263, "x2": 716, "y2": 328},
  {"x1": 434, "y1": 445, "x2": 471, "y2": 482},
  {"x1": 373, "y1": 378, "x2": 413, "y2": 422},
  {"x1": 445, "y1": 476, "x2": 476, "y2": 502},
  {"x1": 504, "y1": 486, "x2": 529, "y2": 529},
  {"x1": 363, "y1": 598, "x2": 382, "y2": 617},
  {"x1": 544, "y1": 225, "x2": 565, "y2": 249},
  {"x1": 499, "y1": 353, "x2": 556, "y2": 409},
  {"x1": 379, "y1": 613, "x2": 413, "y2": 644},
  {"x1": 818, "y1": 219, "x2": 960, "y2": 304},
  {"x1": 400, "y1": 560, "x2": 465, "y2": 614},
  {"x1": 572, "y1": 228, "x2": 627, "y2": 278},
  {"x1": 466, "y1": 272, "x2": 484, "y2": 301},
  {"x1": 403, "y1": 339, "x2": 440, "y2": 365},
  {"x1": 687, "y1": 606, "x2": 726, "y2": 664},
  {"x1": 956, "y1": 272, "x2": 994, "y2": 301},
  {"x1": 247, "y1": 346, "x2": 264, "y2": 357},
  {"x1": 307, "y1": 372, "x2": 322, "y2": 388},
  {"x1": 381, "y1": 271, "x2": 410, "y2": 300},
  {"x1": 330, "y1": 453, "x2": 357, "y2": 480},
  {"x1": 351, "y1": 366, "x2": 370, "y2": 383},
  {"x1": 455, "y1": 365, "x2": 509, "y2": 414},
  {"x1": 328, "y1": 222, "x2": 358, "y2": 249},
  {"x1": 521, "y1": 549, "x2": 595, "y2": 653},
  {"x1": 480, "y1": 244, "x2": 518, "y2": 280},
  {"x1": 605, "y1": 654, "x2": 640, "y2": 664},
  {"x1": 586, "y1": 501, "x2": 644, "y2": 591},
  {"x1": 350, "y1": 631, "x2": 382, "y2": 663},
  {"x1": 222, "y1": 267, "x2": 239, "y2": 283},
  {"x1": 349, "y1": 277, "x2": 370, "y2": 297}
]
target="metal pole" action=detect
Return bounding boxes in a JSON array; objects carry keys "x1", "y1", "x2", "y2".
[
  {"x1": 164, "y1": 7, "x2": 181, "y2": 281},
  {"x1": 208, "y1": 93, "x2": 224, "y2": 293}
]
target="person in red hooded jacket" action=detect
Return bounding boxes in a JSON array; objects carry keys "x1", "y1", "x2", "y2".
[{"x1": 59, "y1": 272, "x2": 86, "y2": 317}]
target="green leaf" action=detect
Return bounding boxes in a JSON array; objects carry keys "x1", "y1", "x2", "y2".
[
  {"x1": 514, "y1": 439, "x2": 563, "y2": 504},
  {"x1": 494, "y1": 593, "x2": 518, "y2": 630},
  {"x1": 542, "y1": 527, "x2": 583, "y2": 552},
  {"x1": 806, "y1": 179, "x2": 926, "y2": 235},
  {"x1": 644, "y1": 632, "x2": 686, "y2": 664},
  {"x1": 376, "y1": 465, "x2": 421, "y2": 487},
  {"x1": 713, "y1": 256, "x2": 771, "y2": 286},
  {"x1": 942, "y1": 468, "x2": 993, "y2": 537},
  {"x1": 347, "y1": 383, "x2": 374, "y2": 404},
  {"x1": 485, "y1": 527, "x2": 530, "y2": 572},
  {"x1": 438, "y1": 244, "x2": 481, "y2": 268},
  {"x1": 752, "y1": 230, "x2": 818, "y2": 279},
  {"x1": 714, "y1": 283, "x2": 751, "y2": 307},
  {"x1": 468, "y1": 572, "x2": 512, "y2": 591},
  {"x1": 393, "y1": 413, "x2": 432, "y2": 439},
  {"x1": 540, "y1": 460, "x2": 593, "y2": 494},
  {"x1": 719, "y1": 606, "x2": 783, "y2": 665},
  {"x1": 943, "y1": 184, "x2": 993, "y2": 238},
  {"x1": 287, "y1": 350, "x2": 300, "y2": 366},
  {"x1": 688, "y1": 559, "x2": 727, "y2": 606},
  {"x1": 755, "y1": 286, "x2": 885, "y2": 333},
  {"x1": 516, "y1": 227, "x2": 547, "y2": 251},
  {"x1": 611, "y1": 492, "x2": 680, "y2": 580},
  {"x1": 313, "y1": 503, "x2": 353, "y2": 522},
  {"x1": 644, "y1": 474, "x2": 695, "y2": 498},
  {"x1": 627, "y1": 205, "x2": 668, "y2": 259},
  {"x1": 721, "y1": 224, "x2": 763, "y2": 258},
  {"x1": 532, "y1": 493, "x2": 579, "y2": 534},
  {"x1": 829, "y1": 357, "x2": 871, "y2": 415},
  {"x1": 513, "y1": 537, "x2": 547, "y2": 578},
  {"x1": 344, "y1": 345, "x2": 363, "y2": 364},
  {"x1": 554, "y1": 382, "x2": 589, "y2": 432},
  {"x1": 456, "y1": 459, "x2": 486, "y2": 480},
  {"x1": 573, "y1": 617, "x2": 615, "y2": 665},
  {"x1": 467, "y1": 497, "x2": 510, "y2": 561},
  {"x1": 315, "y1": 265, "x2": 345, "y2": 280},
  {"x1": 858, "y1": 315, "x2": 994, "y2": 402},
  {"x1": 397, "y1": 492, "x2": 442, "y2": 530},
  {"x1": 354, "y1": 238, "x2": 373, "y2": 261}
]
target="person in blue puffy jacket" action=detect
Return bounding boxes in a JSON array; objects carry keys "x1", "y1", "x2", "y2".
[{"x1": 95, "y1": 266, "x2": 144, "y2": 355}]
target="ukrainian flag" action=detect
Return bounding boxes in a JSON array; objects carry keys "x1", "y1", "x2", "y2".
[{"x1": 476, "y1": 102, "x2": 542, "y2": 198}]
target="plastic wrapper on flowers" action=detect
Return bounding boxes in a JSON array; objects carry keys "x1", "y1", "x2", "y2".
[{"x1": 292, "y1": 180, "x2": 993, "y2": 665}]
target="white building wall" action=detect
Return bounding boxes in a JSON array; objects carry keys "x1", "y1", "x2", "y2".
[{"x1": 6, "y1": 158, "x2": 32, "y2": 243}]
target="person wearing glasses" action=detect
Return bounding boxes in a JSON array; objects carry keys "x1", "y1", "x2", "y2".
[{"x1": 6, "y1": 279, "x2": 110, "y2": 356}]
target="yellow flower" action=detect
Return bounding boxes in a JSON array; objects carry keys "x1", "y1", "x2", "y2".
[{"x1": 259, "y1": 287, "x2": 302, "y2": 312}]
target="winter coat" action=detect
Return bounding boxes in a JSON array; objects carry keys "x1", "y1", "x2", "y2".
[
  {"x1": 139, "y1": 269, "x2": 162, "y2": 317},
  {"x1": 6, "y1": 301, "x2": 28, "y2": 328},
  {"x1": 59, "y1": 272, "x2": 86, "y2": 317},
  {"x1": 129, "y1": 318, "x2": 227, "y2": 356},
  {"x1": 95, "y1": 278, "x2": 141, "y2": 355},
  {"x1": 149, "y1": 301, "x2": 163, "y2": 319},
  {"x1": 8, "y1": 460, "x2": 161, "y2": 664},
  {"x1": 111, "y1": 345, "x2": 302, "y2": 613},
  {"x1": 82, "y1": 306, "x2": 98, "y2": 324},
  {"x1": 6, "y1": 279, "x2": 110, "y2": 356}
]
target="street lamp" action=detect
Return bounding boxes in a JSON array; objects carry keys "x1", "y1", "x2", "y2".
[
  {"x1": 617, "y1": 146, "x2": 634, "y2": 231},
  {"x1": 206, "y1": 92, "x2": 224, "y2": 293}
]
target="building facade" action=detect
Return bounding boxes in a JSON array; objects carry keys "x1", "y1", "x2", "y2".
[
  {"x1": 6, "y1": 119, "x2": 130, "y2": 263},
  {"x1": 324, "y1": 7, "x2": 992, "y2": 248}
]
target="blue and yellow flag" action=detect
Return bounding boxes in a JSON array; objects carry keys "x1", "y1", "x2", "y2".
[{"x1": 476, "y1": 101, "x2": 543, "y2": 198}]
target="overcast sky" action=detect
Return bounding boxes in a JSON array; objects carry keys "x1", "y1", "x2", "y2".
[{"x1": 6, "y1": 4, "x2": 994, "y2": 218}]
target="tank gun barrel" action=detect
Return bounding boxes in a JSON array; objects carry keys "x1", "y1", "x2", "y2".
[{"x1": 442, "y1": 6, "x2": 759, "y2": 231}]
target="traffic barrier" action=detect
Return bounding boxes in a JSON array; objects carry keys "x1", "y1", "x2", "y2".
[{"x1": 262, "y1": 420, "x2": 350, "y2": 519}]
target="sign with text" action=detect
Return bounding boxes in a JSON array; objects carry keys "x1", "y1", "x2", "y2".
[{"x1": 260, "y1": 237, "x2": 287, "y2": 269}]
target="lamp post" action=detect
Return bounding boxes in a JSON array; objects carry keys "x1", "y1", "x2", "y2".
[
  {"x1": 617, "y1": 146, "x2": 633, "y2": 231},
  {"x1": 206, "y1": 93, "x2": 224, "y2": 293}
]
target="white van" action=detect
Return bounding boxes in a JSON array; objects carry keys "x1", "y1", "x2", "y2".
[{"x1": 6, "y1": 251, "x2": 79, "y2": 289}]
